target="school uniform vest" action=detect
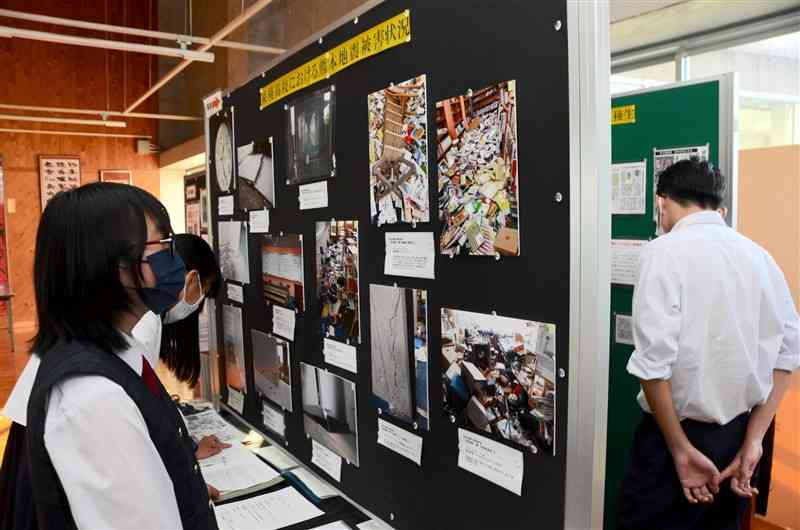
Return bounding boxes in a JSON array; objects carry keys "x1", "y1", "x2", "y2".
[{"x1": 26, "y1": 340, "x2": 218, "y2": 530}]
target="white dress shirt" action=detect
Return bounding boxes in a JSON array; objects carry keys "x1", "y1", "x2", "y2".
[{"x1": 627, "y1": 211, "x2": 800, "y2": 425}]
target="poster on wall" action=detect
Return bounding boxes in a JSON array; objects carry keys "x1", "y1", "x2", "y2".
[
  {"x1": 436, "y1": 80, "x2": 520, "y2": 257},
  {"x1": 286, "y1": 86, "x2": 336, "y2": 184},
  {"x1": 440, "y1": 308, "x2": 556, "y2": 455},
  {"x1": 316, "y1": 220, "x2": 360, "y2": 343},
  {"x1": 237, "y1": 138, "x2": 276, "y2": 210},
  {"x1": 252, "y1": 329, "x2": 293, "y2": 412},
  {"x1": 218, "y1": 220, "x2": 250, "y2": 284},
  {"x1": 652, "y1": 144, "x2": 709, "y2": 224},
  {"x1": 211, "y1": 109, "x2": 236, "y2": 194},
  {"x1": 223, "y1": 304, "x2": 246, "y2": 393},
  {"x1": 262, "y1": 233, "x2": 305, "y2": 312},
  {"x1": 369, "y1": 284, "x2": 429, "y2": 431},
  {"x1": 300, "y1": 362, "x2": 359, "y2": 466},
  {"x1": 368, "y1": 75, "x2": 429, "y2": 226},
  {"x1": 184, "y1": 173, "x2": 208, "y2": 236},
  {"x1": 611, "y1": 161, "x2": 646, "y2": 215},
  {"x1": 39, "y1": 155, "x2": 81, "y2": 210}
]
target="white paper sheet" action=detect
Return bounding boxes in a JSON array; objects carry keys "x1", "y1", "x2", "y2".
[
  {"x1": 184, "y1": 409, "x2": 244, "y2": 445},
  {"x1": 272, "y1": 305, "x2": 296, "y2": 341},
  {"x1": 611, "y1": 239, "x2": 647, "y2": 285},
  {"x1": 309, "y1": 522, "x2": 351, "y2": 530},
  {"x1": 457, "y1": 428, "x2": 523, "y2": 496},
  {"x1": 311, "y1": 439, "x2": 343, "y2": 482},
  {"x1": 291, "y1": 467, "x2": 340, "y2": 499},
  {"x1": 261, "y1": 401, "x2": 287, "y2": 437},
  {"x1": 228, "y1": 387, "x2": 245, "y2": 415},
  {"x1": 611, "y1": 161, "x2": 646, "y2": 215},
  {"x1": 384, "y1": 232, "x2": 435, "y2": 279},
  {"x1": 218, "y1": 195, "x2": 234, "y2": 216},
  {"x1": 227, "y1": 283, "x2": 244, "y2": 304},
  {"x1": 299, "y1": 181, "x2": 329, "y2": 210},
  {"x1": 357, "y1": 521, "x2": 386, "y2": 530},
  {"x1": 200, "y1": 445, "x2": 281, "y2": 493},
  {"x1": 249, "y1": 210, "x2": 270, "y2": 233},
  {"x1": 377, "y1": 419, "x2": 423, "y2": 466},
  {"x1": 615, "y1": 314, "x2": 635, "y2": 346},
  {"x1": 323, "y1": 338, "x2": 358, "y2": 374},
  {"x1": 252, "y1": 445, "x2": 298, "y2": 471},
  {"x1": 214, "y1": 487, "x2": 324, "y2": 530}
]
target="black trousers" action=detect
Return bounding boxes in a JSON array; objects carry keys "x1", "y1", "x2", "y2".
[{"x1": 617, "y1": 412, "x2": 752, "y2": 530}]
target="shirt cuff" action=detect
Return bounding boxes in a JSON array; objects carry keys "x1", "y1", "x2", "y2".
[
  {"x1": 775, "y1": 354, "x2": 800, "y2": 372},
  {"x1": 626, "y1": 351, "x2": 673, "y2": 381}
]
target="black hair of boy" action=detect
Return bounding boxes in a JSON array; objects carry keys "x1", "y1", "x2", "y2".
[{"x1": 656, "y1": 157, "x2": 726, "y2": 211}]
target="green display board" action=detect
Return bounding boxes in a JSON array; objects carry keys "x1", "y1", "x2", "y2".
[{"x1": 604, "y1": 78, "x2": 733, "y2": 529}]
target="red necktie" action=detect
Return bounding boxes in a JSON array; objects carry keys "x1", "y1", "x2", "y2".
[{"x1": 141, "y1": 357, "x2": 160, "y2": 396}]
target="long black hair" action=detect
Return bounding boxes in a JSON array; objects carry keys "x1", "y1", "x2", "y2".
[
  {"x1": 32, "y1": 183, "x2": 172, "y2": 355},
  {"x1": 160, "y1": 234, "x2": 221, "y2": 386}
]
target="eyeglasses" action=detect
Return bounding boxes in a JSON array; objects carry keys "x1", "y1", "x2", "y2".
[{"x1": 143, "y1": 236, "x2": 175, "y2": 259}]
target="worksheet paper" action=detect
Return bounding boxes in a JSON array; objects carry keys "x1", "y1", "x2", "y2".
[
  {"x1": 457, "y1": 428, "x2": 523, "y2": 496},
  {"x1": 228, "y1": 387, "x2": 245, "y2": 415},
  {"x1": 214, "y1": 487, "x2": 324, "y2": 530},
  {"x1": 252, "y1": 445, "x2": 298, "y2": 471},
  {"x1": 218, "y1": 195, "x2": 234, "y2": 216},
  {"x1": 227, "y1": 283, "x2": 244, "y2": 304},
  {"x1": 611, "y1": 161, "x2": 646, "y2": 215},
  {"x1": 299, "y1": 181, "x2": 329, "y2": 210},
  {"x1": 272, "y1": 305, "x2": 296, "y2": 341},
  {"x1": 290, "y1": 467, "x2": 340, "y2": 499},
  {"x1": 249, "y1": 209, "x2": 270, "y2": 233},
  {"x1": 261, "y1": 402, "x2": 287, "y2": 437},
  {"x1": 311, "y1": 439, "x2": 343, "y2": 481},
  {"x1": 384, "y1": 232, "x2": 435, "y2": 279},
  {"x1": 323, "y1": 338, "x2": 358, "y2": 374},
  {"x1": 611, "y1": 239, "x2": 647, "y2": 285},
  {"x1": 200, "y1": 446, "x2": 281, "y2": 493},
  {"x1": 185, "y1": 409, "x2": 244, "y2": 445},
  {"x1": 309, "y1": 522, "x2": 351, "y2": 530},
  {"x1": 615, "y1": 314, "x2": 635, "y2": 346},
  {"x1": 377, "y1": 418, "x2": 423, "y2": 465}
]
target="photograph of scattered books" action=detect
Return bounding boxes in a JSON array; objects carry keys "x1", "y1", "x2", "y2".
[{"x1": 316, "y1": 221, "x2": 360, "y2": 343}]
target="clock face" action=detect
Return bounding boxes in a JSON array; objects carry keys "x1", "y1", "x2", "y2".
[{"x1": 215, "y1": 122, "x2": 233, "y2": 192}]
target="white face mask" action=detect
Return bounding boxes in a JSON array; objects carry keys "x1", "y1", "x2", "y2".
[{"x1": 164, "y1": 274, "x2": 205, "y2": 324}]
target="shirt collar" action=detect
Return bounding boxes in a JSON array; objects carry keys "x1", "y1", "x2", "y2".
[
  {"x1": 118, "y1": 331, "x2": 147, "y2": 376},
  {"x1": 672, "y1": 210, "x2": 725, "y2": 232}
]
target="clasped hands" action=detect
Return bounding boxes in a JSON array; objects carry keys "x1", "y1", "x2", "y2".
[{"x1": 672, "y1": 439, "x2": 763, "y2": 504}]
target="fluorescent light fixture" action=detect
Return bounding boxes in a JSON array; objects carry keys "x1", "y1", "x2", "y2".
[{"x1": 0, "y1": 113, "x2": 127, "y2": 127}]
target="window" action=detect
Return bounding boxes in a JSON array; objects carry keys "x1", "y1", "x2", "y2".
[{"x1": 611, "y1": 61, "x2": 676, "y2": 95}]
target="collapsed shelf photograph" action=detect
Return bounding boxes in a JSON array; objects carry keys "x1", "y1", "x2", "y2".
[
  {"x1": 237, "y1": 138, "x2": 276, "y2": 210},
  {"x1": 218, "y1": 220, "x2": 251, "y2": 285},
  {"x1": 441, "y1": 308, "x2": 556, "y2": 454},
  {"x1": 436, "y1": 80, "x2": 520, "y2": 257},
  {"x1": 286, "y1": 85, "x2": 336, "y2": 184},
  {"x1": 300, "y1": 362, "x2": 360, "y2": 466},
  {"x1": 369, "y1": 284, "x2": 429, "y2": 431},
  {"x1": 211, "y1": 110, "x2": 235, "y2": 194},
  {"x1": 252, "y1": 329, "x2": 293, "y2": 412},
  {"x1": 262, "y1": 233, "x2": 305, "y2": 312},
  {"x1": 368, "y1": 74, "x2": 430, "y2": 226},
  {"x1": 316, "y1": 220, "x2": 360, "y2": 343},
  {"x1": 223, "y1": 304, "x2": 246, "y2": 393}
]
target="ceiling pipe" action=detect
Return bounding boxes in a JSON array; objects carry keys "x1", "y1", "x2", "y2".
[
  {"x1": 0, "y1": 8, "x2": 285, "y2": 55},
  {"x1": 0, "y1": 127, "x2": 151, "y2": 139},
  {"x1": 0, "y1": 103, "x2": 201, "y2": 122},
  {"x1": 124, "y1": 0, "x2": 276, "y2": 114},
  {"x1": 0, "y1": 113, "x2": 126, "y2": 127}
]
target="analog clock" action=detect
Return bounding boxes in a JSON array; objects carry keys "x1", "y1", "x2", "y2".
[{"x1": 214, "y1": 122, "x2": 233, "y2": 192}]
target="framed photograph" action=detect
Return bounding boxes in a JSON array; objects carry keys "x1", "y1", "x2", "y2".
[
  {"x1": 39, "y1": 155, "x2": 81, "y2": 210},
  {"x1": 185, "y1": 184, "x2": 198, "y2": 200},
  {"x1": 100, "y1": 170, "x2": 132, "y2": 185}
]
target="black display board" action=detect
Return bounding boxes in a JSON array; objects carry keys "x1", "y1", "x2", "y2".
[{"x1": 209, "y1": 2, "x2": 571, "y2": 528}]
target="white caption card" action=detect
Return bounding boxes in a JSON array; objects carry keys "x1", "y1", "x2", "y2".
[
  {"x1": 227, "y1": 386, "x2": 245, "y2": 415},
  {"x1": 457, "y1": 428, "x2": 523, "y2": 496},
  {"x1": 299, "y1": 181, "x2": 329, "y2": 210},
  {"x1": 311, "y1": 439, "x2": 343, "y2": 482},
  {"x1": 611, "y1": 239, "x2": 647, "y2": 285},
  {"x1": 377, "y1": 418, "x2": 423, "y2": 466},
  {"x1": 615, "y1": 314, "x2": 635, "y2": 346},
  {"x1": 226, "y1": 283, "x2": 244, "y2": 304},
  {"x1": 261, "y1": 402, "x2": 286, "y2": 437},
  {"x1": 384, "y1": 232, "x2": 435, "y2": 279},
  {"x1": 323, "y1": 338, "x2": 358, "y2": 374},
  {"x1": 218, "y1": 195, "x2": 234, "y2": 216},
  {"x1": 272, "y1": 305, "x2": 296, "y2": 341},
  {"x1": 249, "y1": 209, "x2": 270, "y2": 233}
]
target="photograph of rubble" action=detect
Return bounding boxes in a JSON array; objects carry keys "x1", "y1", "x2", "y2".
[
  {"x1": 316, "y1": 221, "x2": 360, "y2": 343},
  {"x1": 252, "y1": 329, "x2": 293, "y2": 412},
  {"x1": 286, "y1": 86, "x2": 336, "y2": 184},
  {"x1": 301, "y1": 362, "x2": 360, "y2": 466},
  {"x1": 262, "y1": 233, "x2": 305, "y2": 312},
  {"x1": 368, "y1": 75, "x2": 430, "y2": 225},
  {"x1": 369, "y1": 284, "x2": 429, "y2": 431},
  {"x1": 218, "y1": 220, "x2": 250, "y2": 284},
  {"x1": 436, "y1": 80, "x2": 520, "y2": 256},
  {"x1": 237, "y1": 138, "x2": 275, "y2": 211},
  {"x1": 223, "y1": 304, "x2": 246, "y2": 393},
  {"x1": 440, "y1": 307, "x2": 556, "y2": 454}
]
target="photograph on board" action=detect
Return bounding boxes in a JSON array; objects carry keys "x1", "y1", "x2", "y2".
[
  {"x1": 369, "y1": 284, "x2": 429, "y2": 431},
  {"x1": 440, "y1": 308, "x2": 556, "y2": 454},
  {"x1": 300, "y1": 362, "x2": 359, "y2": 466},
  {"x1": 211, "y1": 110, "x2": 235, "y2": 194},
  {"x1": 218, "y1": 220, "x2": 250, "y2": 284},
  {"x1": 368, "y1": 74, "x2": 429, "y2": 225},
  {"x1": 237, "y1": 138, "x2": 276, "y2": 210},
  {"x1": 316, "y1": 220, "x2": 360, "y2": 343},
  {"x1": 261, "y1": 233, "x2": 305, "y2": 312},
  {"x1": 252, "y1": 329, "x2": 293, "y2": 412},
  {"x1": 436, "y1": 80, "x2": 520, "y2": 257},
  {"x1": 223, "y1": 304, "x2": 246, "y2": 393},
  {"x1": 286, "y1": 85, "x2": 336, "y2": 184}
]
